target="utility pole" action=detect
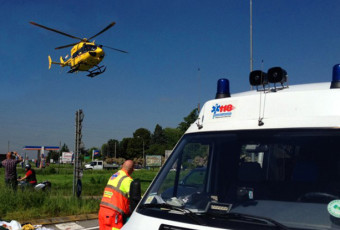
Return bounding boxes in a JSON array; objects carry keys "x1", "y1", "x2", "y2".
[
  {"x1": 137, "y1": 136, "x2": 145, "y2": 168},
  {"x1": 73, "y1": 109, "x2": 84, "y2": 197},
  {"x1": 197, "y1": 67, "x2": 201, "y2": 113},
  {"x1": 58, "y1": 141, "x2": 61, "y2": 173},
  {"x1": 115, "y1": 141, "x2": 117, "y2": 159},
  {"x1": 142, "y1": 139, "x2": 145, "y2": 168}
]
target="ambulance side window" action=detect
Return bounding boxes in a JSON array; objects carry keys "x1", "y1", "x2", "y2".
[{"x1": 158, "y1": 142, "x2": 210, "y2": 200}]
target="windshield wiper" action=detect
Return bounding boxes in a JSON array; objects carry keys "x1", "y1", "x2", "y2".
[
  {"x1": 139, "y1": 203, "x2": 206, "y2": 225},
  {"x1": 204, "y1": 211, "x2": 289, "y2": 230}
]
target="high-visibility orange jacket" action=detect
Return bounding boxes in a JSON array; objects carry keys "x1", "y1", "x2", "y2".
[{"x1": 100, "y1": 169, "x2": 133, "y2": 216}]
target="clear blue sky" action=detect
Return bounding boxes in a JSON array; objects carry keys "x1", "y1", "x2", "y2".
[{"x1": 1, "y1": 0, "x2": 340, "y2": 157}]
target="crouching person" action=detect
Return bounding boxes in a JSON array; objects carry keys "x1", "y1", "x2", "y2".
[{"x1": 18, "y1": 164, "x2": 37, "y2": 188}]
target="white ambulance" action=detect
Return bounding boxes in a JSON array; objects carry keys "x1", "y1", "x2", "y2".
[{"x1": 124, "y1": 65, "x2": 340, "y2": 230}]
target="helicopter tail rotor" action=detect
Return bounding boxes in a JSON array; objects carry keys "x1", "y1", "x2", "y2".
[{"x1": 48, "y1": 56, "x2": 52, "y2": 69}]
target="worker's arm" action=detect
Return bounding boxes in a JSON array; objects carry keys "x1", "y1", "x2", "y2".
[
  {"x1": 18, "y1": 170, "x2": 31, "y2": 181},
  {"x1": 14, "y1": 152, "x2": 23, "y2": 163},
  {"x1": 18, "y1": 175, "x2": 27, "y2": 181}
]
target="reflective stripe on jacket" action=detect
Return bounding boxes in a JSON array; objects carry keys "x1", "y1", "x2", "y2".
[{"x1": 100, "y1": 169, "x2": 133, "y2": 215}]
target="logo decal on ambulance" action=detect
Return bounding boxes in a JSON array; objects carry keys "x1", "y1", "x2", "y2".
[{"x1": 211, "y1": 104, "x2": 235, "y2": 119}]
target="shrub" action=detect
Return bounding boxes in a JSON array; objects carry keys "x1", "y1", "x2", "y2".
[{"x1": 47, "y1": 167, "x2": 57, "y2": 174}]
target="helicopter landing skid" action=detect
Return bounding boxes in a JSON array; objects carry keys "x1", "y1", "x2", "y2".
[{"x1": 87, "y1": 65, "x2": 106, "y2": 78}]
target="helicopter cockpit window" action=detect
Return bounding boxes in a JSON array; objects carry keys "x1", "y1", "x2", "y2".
[
  {"x1": 72, "y1": 45, "x2": 93, "y2": 58},
  {"x1": 72, "y1": 51, "x2": 79, "y2": 58},
  {"x1": 84, "y1": 45, "x2": 97, "y2": 51}
]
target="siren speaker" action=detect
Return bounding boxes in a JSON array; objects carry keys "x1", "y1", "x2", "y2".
[
  {"x1": 249, "y1": 70, "x2": 267, "y2": 86},
  {"x1": 267, "y1": 67, "x2": 287, "y2": 84}
]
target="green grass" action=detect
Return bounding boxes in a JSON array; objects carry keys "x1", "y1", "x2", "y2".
[
  {"x1": 0, "y1": 165, "x2": 158, "y2": 221},
  {"x1": 0, "y1": 188, "x2": 100, "y2": 221}
]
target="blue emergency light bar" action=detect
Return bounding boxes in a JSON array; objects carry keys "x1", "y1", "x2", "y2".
[
  {"x1": 331, "y1": 64, "x2": 340, "y2": 89},
  {"x1": 215, "y1": 78, "x2": 230, "y2": 99}
]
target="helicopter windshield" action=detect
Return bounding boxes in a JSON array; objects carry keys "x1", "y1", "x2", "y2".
[
  {"x1": 72, "y1": 45, "x2": 97, "y2": 58},
  {"x1": 84, "y1": 45, "x2": 97, "y2": 51}
]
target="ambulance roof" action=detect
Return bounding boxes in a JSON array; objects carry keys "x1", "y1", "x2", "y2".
[{"x1": 186, "y1": 82, "x2": 340, "y2": 133}]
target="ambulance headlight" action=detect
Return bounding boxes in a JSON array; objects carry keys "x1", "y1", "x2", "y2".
[
  {"x1": 249, "y1": 70, "x2": 268, "y2": 86},
  {"x1": 331, "y1": 64, "x2": 340, "y2": 89},
  {"x1": 215, "y1": 78, "x2": 230, "y2": 99},
  {"x1": 267, "y1": 67, "x2": 287, "y2": 84}
]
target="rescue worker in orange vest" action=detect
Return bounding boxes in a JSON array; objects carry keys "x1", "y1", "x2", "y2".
[{"x1": 98, "y1": 160, "x2": 134, "y2": 230}]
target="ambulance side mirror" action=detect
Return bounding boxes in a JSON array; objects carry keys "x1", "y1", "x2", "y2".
[{"x1": 130, "y1": 178, "x2": 141, "y2": 212}]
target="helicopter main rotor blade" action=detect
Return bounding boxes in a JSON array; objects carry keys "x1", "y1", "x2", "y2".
[
  {"x1": 88, "y1": 22, "x2": 116, "y2": 41},
  {"x1": 30, "y1": 21, "x2": 83, "y2": 41},
  {"x1": 101, "y1": 45, "x2": 128, "y2": 53},
  {"x1": 55, "y1": 42, "x2": 80, "y2": 50}
]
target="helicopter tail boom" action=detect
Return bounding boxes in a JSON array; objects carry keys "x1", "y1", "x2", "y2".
[{"x1": 48, "y1": 55, "x2": 68, "y2": 69}]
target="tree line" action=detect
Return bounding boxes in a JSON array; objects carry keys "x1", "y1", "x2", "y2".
[{"x1": 48, "y1": 108, "x2": 198, "y2": 162}]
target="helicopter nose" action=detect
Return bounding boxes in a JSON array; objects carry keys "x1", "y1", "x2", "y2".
[{"x1": 98, "y1": 49, "x2": 105, "y2": 59}]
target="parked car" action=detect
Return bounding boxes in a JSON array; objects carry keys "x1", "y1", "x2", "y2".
[{"x1": 84, "y1": 160, "x2": 119, "y2": 170}]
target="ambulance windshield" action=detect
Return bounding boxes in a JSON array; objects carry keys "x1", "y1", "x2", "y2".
[{"x1": 138, "y1": 129, "x2": 340, "y2": 229}]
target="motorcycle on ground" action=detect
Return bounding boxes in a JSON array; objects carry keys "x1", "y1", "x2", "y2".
[{"x1": 18, "y1": 177, "x2": 52, "y2": 192}]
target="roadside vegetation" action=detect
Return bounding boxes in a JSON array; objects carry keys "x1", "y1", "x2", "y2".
[
  {"x1": 48, "y1": 108, "x2": 198, "y2": 166},
  {"x1": 0, "y1": 164, "x2": 158, "y2": 221},
  {"x1": 0, "y1": 106, "x2": 198, "y2": 221}
]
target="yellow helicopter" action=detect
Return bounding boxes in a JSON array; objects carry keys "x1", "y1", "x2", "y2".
[{"x1": 30, "y1": 21, "x2": 127, "y2": 77}]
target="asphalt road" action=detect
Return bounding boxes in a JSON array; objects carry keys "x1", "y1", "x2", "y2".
[{"x1": 44, "y1": 219, "x2": 99, "y2": 230}]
